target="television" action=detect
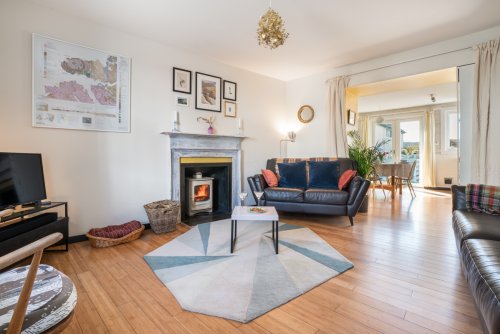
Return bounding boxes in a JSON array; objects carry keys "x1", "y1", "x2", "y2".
[{"x1": 0, "y1": 153, "x2": 47, "y2": 210}]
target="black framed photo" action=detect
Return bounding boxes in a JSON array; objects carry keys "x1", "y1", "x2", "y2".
[
  {"x1": 173, "y1": 67, "x2": 192, "y2": 94},
  {"x1": 195, "y1": 72, "x2": 222, "y2": 112},
  {"x1": 348, "y1": 109, "x2": 356, "y2": 125},
  {"x1": 223, "y1": 80, "x2": 237, "y2": 101}
]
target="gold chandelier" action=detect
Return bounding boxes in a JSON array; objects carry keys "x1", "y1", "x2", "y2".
[{"x1": 257, "y1": 2, "x2": 289, "y2": 50}]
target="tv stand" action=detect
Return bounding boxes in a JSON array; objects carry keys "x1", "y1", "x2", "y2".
[{"x1": 0, "y1": 202, "x2": 68, "y2": 256}]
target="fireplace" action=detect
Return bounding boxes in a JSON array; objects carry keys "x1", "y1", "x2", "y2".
[
  {"x1": 180, "y1": 158, "x2": 232, "y2": 221},
  {"x1": 164, "y1": 131, "x2": 246, "y2": 225},
  {"x1": 187, "y1": 177, "x2": 214, "y2": 216}
]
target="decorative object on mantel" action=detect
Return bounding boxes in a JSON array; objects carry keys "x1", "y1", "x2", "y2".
[
  {"x1": 197, "y1": 116, "x2": 216, "y2": 134},
  {"x1": 172, "y1": 111, "x2": 180, "y2": 132},
  {"x1": 257, "y1": 0, "x2": 290, "y2": 50},
  {"x1": 195, "y1": 72, "x2": 222, "y2": 112},
  {"x1": 223, "y1": 80, "x2": 237, "y2": 101},
  {"x1": 173, "y1": 67, "x2": 192, "y2": 94},
  {"x1": 224, "y1": 101, "x2": 237, "y2": 118},
  {"x1": 237, "y1": 118, "x2": 243, "y2": 135},
  {"x1": 297, "y1": 105, "x2": 314, "y2": 123}
]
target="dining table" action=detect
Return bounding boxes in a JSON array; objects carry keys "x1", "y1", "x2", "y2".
[{"x1": 375, "y1": 162, "x2": 413, "y2": 199}]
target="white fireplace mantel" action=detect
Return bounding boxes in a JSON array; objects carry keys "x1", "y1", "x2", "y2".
[{"x1": 162, "y1": 131, "x2": 247, "y2": 209}]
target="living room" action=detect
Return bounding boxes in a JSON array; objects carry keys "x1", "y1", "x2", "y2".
[{"x1": 1, "y1": 0, "x2": 500, "y2": 333}]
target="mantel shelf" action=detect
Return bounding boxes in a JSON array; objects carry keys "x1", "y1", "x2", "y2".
[{"x1": 161, "y1": 131, "x2": 247, "y2": 140}]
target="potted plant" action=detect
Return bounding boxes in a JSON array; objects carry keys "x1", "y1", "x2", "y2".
[{"x1": 347, "y1": 130, "x2": 388, "y2": 212}]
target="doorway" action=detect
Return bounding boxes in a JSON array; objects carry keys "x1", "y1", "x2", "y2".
[{"x1": 348, "y1": 67, "x2": 458, "y2": 189}]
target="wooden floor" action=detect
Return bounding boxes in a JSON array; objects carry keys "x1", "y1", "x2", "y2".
[{"x1": 41, "y1": 188, "x2": 482, "y2": 334}]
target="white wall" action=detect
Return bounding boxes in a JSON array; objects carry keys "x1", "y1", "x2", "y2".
[
  {"x1": 285, "y1": 25, "x2": 500, "y2": 169},
  {"x1": 0, "y1": 1, "x2": 287, "y2": 236}
]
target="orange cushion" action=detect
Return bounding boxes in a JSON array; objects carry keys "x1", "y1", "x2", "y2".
[
  {"x1": 261, "y1": 169, "x2": 278, "y2": 187},
  {"x1": 338, "y1": 170, "x2": 357, "y2": 190}
]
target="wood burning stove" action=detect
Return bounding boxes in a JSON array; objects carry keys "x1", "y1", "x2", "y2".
[{"x1": 187, "y1": 177, "x2": 214, "y2": 216}]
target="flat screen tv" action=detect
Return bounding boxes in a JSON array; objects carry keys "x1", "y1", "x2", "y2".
[{"x1": 0, "y1": 153, "x2": 47, "y2": 210}]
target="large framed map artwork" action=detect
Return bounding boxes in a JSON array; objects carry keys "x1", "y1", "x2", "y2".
[{"x1": 32, "y1": 34, "x2": 131, "y2": 132}]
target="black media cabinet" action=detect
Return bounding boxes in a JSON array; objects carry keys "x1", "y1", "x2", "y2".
[{"x1": 0, "y1": 202, "x2": 68, "y2": 256}]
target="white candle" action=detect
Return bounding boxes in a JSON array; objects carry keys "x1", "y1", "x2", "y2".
[
  {"x1": 174, "y1": 111, "x2": 179, "y2": 123},
  {"x1": 238, "y1": 118, "x2": 242, "y2": 129}
]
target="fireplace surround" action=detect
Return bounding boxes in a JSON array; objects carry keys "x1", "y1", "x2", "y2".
[{"x1": 163, "y1": 132, "x2": 246, "y2": 222}]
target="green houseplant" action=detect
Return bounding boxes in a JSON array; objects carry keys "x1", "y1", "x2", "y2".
[
  {"x1": 347, "y1": 130, "x2": 388, "y2": 178},
  {"x1": 347, "y1": 130, "x2": 388, "y2": 212}
]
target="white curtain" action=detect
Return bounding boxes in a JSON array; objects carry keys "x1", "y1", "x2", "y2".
[
  {"x1": 358, "y1": 114, "x2": 369, "y2": 145},
  {"x1": 472, "y1": 38, "x2": 500, "y2": 185},
  {"x1": 423, "y1": 110, "x2": 436, "y2": 187},
  {"x1": 327, "y1": 76, "x2": 350, "y2": 157}
]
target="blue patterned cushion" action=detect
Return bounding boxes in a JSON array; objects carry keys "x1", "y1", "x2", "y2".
[
  {"x1": 308, "y1": 161, "x2": 341, "y2": 189},
  {"x1": 277, "y1": 161, "x2": 307, "y2": 189}
]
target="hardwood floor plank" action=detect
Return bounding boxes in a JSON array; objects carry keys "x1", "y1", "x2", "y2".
[{"x1": 32, "y1": 191, "x2": 482, "y2": 334}]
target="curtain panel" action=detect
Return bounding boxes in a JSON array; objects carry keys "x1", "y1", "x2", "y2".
[
  {"x1": 326, "y1": 76, "x2": 350, "y2": 157},
  {"x1": 472, "y1": 38, "x2": 500, "y2": 185}
]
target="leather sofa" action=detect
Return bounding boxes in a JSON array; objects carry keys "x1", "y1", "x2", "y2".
[
  {"x1": 247, "y1": 158, "x2": 370, "y2": 225},
  {"x1": 452, "y1": 185, "x2": 500, "y2": 334}
]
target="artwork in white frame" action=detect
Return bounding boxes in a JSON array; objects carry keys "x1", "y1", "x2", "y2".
[
  {"x1": 32, "y1": 34, "x2": 131, "y2": 132},
  {"x1": 176, "y1": 95, "x2": 189, "y2": 107}
]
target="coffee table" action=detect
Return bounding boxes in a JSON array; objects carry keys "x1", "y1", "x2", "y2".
[{"x1": 230, "y1": 206, "x2": 279, "y2": 254}]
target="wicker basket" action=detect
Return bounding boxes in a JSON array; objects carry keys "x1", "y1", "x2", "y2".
[
  {"x1": 86, "y1": 225, "x2": 145, "y2": 248},
  {"x1": 144, "y1": 200, "x2": 180, "y2": 233}
]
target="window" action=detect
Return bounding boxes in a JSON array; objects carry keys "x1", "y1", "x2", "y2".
[{"x1": 443, "y1": 109, "x2": 458, "y2": 153}]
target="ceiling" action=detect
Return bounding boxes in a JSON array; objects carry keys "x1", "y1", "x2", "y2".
[
  {"x1": 29, "y1": 0, "x2": 500, "y2": 81},
  {"x1": 354, "y1": 68, "x2": 457, "y2": 112}
]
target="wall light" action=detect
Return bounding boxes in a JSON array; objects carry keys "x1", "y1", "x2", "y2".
[{"x1": 280, "y1": 131, "x2": 296, "y2": 157}]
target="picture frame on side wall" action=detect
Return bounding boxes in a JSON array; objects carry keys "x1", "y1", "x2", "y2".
[
  {"x1": 223, "y1": 80, "x2": 237, "y2": 101},
  {"x1": 224, "y1": 101, "x2": 236, "y2": 117},
  {"x1": 347, "y1": 109, "x2": 356, "y2": 125},
  {"x1": 173, "y1": 67, "x2": 192, "y2": 94},
  {"x1": 195, "y1": 72, "x2": 222, "y2": 112}
]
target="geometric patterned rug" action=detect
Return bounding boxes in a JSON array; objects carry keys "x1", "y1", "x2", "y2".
[{"x1": 144, "y1": 219, "x2": 353, "y2": 323}]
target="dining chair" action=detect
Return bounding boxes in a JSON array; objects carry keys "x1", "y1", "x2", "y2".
[
  {"x1": 368, "y1": 170, "x2": 387, "y2": 199},
  {"x1": 394, "y1": 160, "x2": 417, "y2": 198},
  {"x1": 0, "y1": 233, "x2": 77, "y2": 334}
]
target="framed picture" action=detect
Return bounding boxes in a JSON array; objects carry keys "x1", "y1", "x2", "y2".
[
  {"x1": 223, "y1": 80, "x2": 237, "y2": 101},
  {"x1": 347, "y1": 109, "x2": 356, "y2": 125},
  {"x1": 32, "y1": 34, "x2": 131, "y2": 132},
  {"x1": 224, "y1": 101, "x2": 236, "y2": 117},
  {"x1": 175, "y1": 95, "x2": 189, "y2": 107},
  {"x1": 195, "y1": 72, "x2": 221, "y2": 112},
  {"x1": 173, "y1": 67, "x2": 192, "y2": 94}
]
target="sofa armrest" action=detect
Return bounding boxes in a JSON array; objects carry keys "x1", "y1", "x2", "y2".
[
  {"x1": 346, "y1": 176, "x2": 370, "y2": 217},
  {"x1": 247, "y1": 174, "x2": 269, "y2": 204},
  {"x1": 452, "y1": 185, "x2": 467, "y2": 212}
]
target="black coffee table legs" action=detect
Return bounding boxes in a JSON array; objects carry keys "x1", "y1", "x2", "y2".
[{"x1": 230, "y1": 220, "x2": 278, "y2": 254}]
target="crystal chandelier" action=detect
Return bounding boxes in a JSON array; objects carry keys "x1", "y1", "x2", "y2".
[{"x1": 257, "y1": 1, "x2": 289, "y2": 50}]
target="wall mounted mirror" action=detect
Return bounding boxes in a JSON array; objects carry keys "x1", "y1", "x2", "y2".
[{"x1": 297, "y1": 105, "x2": 314, "y2": 123}]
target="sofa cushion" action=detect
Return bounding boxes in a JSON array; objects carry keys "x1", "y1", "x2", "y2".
[
  {"x1": 304, "y1": 188, "x2": 349, "y2": 205},
  {"x1": 452, "y1": 209, "x2": 500, "y2": 247},
  {"x1": 338, "y1": 169, "x2": 357, "y2": 190},
  {"x1": 466, "y1": 184, "x2": 500, "y2": 215},
  {"x1": 461, "y1": 239, "x2": 500, "y2": 334},
  {"x1": 308, "y1": 161, "x2": 341, "y2": 189},
  {"x1": 264, "y1": 187, "x2": 304, "y2": 203},
  {"x1": 277, "y1": 161, "x2": 307, "y2": 189},
  {"x1": 261, "y1": 169, "x2": 278, "y2": 187}
]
